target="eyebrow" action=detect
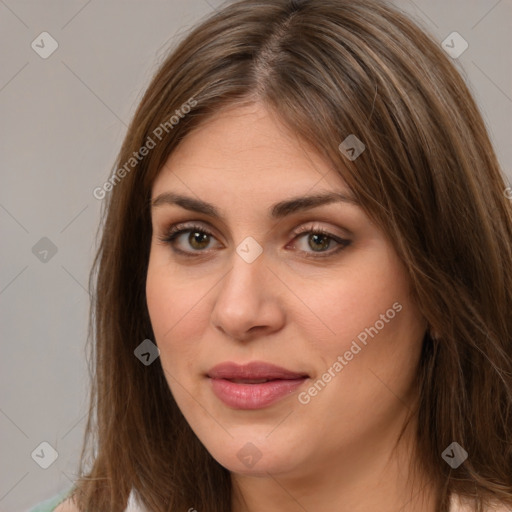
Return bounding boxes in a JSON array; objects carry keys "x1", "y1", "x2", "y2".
[{"x1": 151, "y1": 191, "x2": 358, "y2": 219}]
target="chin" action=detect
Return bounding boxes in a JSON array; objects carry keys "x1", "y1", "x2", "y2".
[{"x1": 200, "y1": 431, "x2": 306, "y2": 476}]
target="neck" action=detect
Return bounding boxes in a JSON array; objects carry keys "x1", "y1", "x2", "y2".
[{"x1": 231, "y1": 416, "x2": 438, "y2": 512}]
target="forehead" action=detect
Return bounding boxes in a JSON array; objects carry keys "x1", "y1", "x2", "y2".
[{"x1": 151, "y1": 102, "x2": 350, "y2": 202}]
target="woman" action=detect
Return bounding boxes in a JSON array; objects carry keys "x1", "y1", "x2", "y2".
[{"x1": 33, "y1": 0, "x2": 512, "y2": 510}]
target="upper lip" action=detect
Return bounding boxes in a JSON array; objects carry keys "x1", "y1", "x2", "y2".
[{"x1": 207, "y1": 361, "x2": 308, "y2": 380}]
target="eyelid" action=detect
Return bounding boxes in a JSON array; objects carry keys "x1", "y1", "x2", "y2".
[
  {"x1": 161, "y1": 221, "x2": 217, "y2": 239},
  {"x1": 291, "y1": 222, "x2": 350, "y2": 239}
]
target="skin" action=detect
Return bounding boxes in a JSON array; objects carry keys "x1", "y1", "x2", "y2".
[{"x1": 146, "y1": 102, "x2": 434, "y2": 511}]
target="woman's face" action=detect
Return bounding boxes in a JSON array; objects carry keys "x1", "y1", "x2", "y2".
[{"x1": 146, "y1": 102, "x2": 426, "y2": 479}]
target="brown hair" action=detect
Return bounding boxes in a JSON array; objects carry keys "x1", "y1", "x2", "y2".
[{"x1": 71, "y1": 0, "x2": 512, "y2": 510}]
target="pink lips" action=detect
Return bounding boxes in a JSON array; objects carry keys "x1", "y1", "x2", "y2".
[{"x1": 207, "y1": 361, "x2": 308, "y2": 410}]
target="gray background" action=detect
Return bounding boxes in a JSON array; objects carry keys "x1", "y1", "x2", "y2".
[{"x1": 0, "y1": 1, "x2": 511, "y2": 511}]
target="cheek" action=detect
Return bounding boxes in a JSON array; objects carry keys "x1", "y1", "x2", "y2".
[
  {"x1": 145, "y1": 260, "x2": 210, "y2": 367},
  {"x1": 292, "y1": 244, "x2": 411, "y2": 355},
  {"x1": 312, "y1": 269, "x2": 424, "y2": 416}
]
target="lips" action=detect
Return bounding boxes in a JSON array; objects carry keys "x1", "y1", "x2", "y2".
[
  {"x1": 208, "y1": 361, "x2": 307, "y2": 380},
  {"x1": 207, "y1": 361, "x2": 309, "y2": 409}
]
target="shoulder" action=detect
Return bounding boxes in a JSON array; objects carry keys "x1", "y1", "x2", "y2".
[
  {"x1": 52, "y1": 490, "x2": 145, "y2": 512},
  {"x1": 52, "y1": 489, "x2": 146, "y2": 512},
  {"x1": 28, "y1": 489, "x2": 76, "y2": 512},
  {"x1": 54, "y1": 498, "x2": 80, "y2": 512}
]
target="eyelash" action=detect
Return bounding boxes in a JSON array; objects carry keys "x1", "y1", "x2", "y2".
[{"x1": 157, "y1": 222, "x2": 351, "y2": 259}]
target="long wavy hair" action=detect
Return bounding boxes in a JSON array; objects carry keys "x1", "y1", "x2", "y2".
[{"x1": 70, "y1": 0, "x2": 512, "y2": 510}]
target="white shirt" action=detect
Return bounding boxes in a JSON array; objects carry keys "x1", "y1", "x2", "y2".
[
  {"x1": 125, "y1": 490, "x2": 144, "y2": 512},
  {"x1": 125, "y1": 489, "x2": 512, "y2": 511}
]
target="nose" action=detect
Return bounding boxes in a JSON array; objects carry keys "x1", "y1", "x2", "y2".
[{"x1": 210, "y1": 250, "x2": 286, "y2": 342}]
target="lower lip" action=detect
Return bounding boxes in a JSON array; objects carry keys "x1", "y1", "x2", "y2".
[{"x1": 209, "y1": 378, "x2": 307, "y2": 409}]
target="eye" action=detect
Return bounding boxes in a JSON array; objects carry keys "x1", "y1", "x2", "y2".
[
  {"x1": 289, "y1": 226, "x2": 351, "y2": 258},
  {"x1": 158, "y1": 223, "x2": 222, "y2": 255},
  {"x1": 157, "y1": 222, "x2": 351, "y2": 259}
]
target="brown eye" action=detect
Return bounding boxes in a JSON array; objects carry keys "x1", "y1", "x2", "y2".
[
  {"x1": 160, "y1": 223, "x2": 351, "y2": 260},
  {"x1": 159, "y1": 223, "x2": 221, "y2": 255},
  {"x1": 290, "y1": 228, "x2": 352, "y2": 259},
  {"x1": 188, "y1": 231, "x2": 211, "y2": 250},
  {"x1": 307, "y1": 233, "x2": 332, "y2": 252}
]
